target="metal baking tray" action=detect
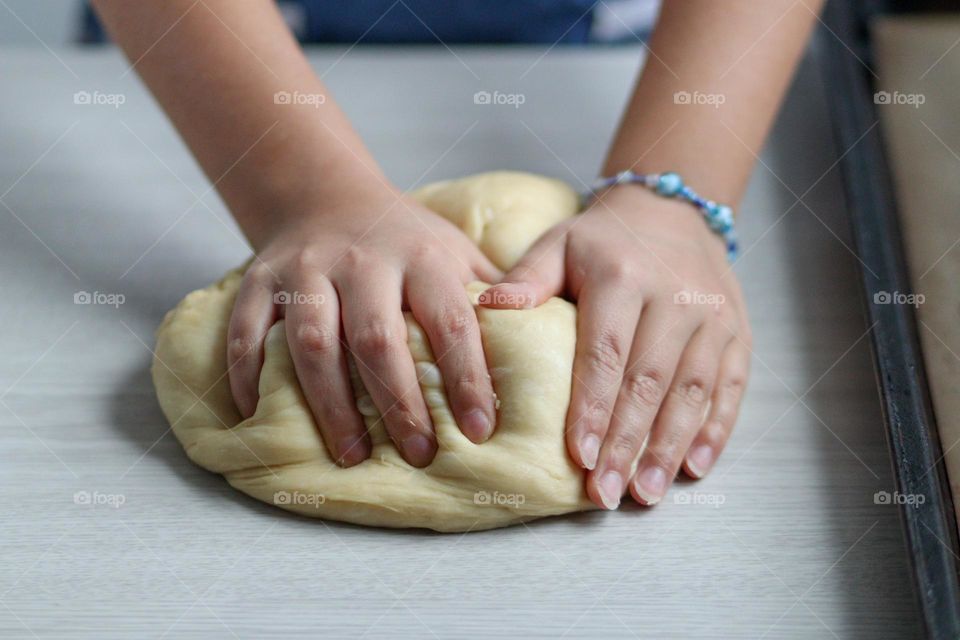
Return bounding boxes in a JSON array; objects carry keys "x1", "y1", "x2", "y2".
[{"x1": 820, "y1": 0, "x2": 960, "y2": 636}]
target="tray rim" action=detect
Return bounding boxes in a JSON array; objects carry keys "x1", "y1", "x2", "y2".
[{"x1": 820, "y1": 1, "x2": 960, "y2": 637}]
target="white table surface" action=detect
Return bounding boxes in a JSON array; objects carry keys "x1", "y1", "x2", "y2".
[{"x1": 0, "y1": 43, "x2": 920, "y2": 639}]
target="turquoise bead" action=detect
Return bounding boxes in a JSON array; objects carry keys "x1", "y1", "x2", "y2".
[
  {"x1": 709, "y1": 204, "x2": 734, "y2": 232},
  {"x1": 655, "y1": 172, "x2": 683, "y2": 196}
]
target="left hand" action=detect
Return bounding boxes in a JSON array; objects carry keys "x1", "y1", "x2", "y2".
[{"x1": 478, "y1": 184, "x2": 751, "y2": 509}]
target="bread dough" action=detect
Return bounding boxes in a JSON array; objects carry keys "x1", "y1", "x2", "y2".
[{"x1": 152, "y1": 172, "x2": 595, "y2": 532}]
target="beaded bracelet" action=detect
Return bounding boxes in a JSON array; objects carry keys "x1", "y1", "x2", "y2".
[{"x1": 582, "y1": 170, "x2": 739, "y2": 261}]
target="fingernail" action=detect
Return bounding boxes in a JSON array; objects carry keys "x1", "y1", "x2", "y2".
[
  {"x1": 477, "y1": 286, "x2": 501, "y2": 305},
  {"x1": 686, "y1": 444, "x2": 714, "y2": 479},
  {"x1": 597, "y1": 471, "x2": 623, "y2": 510},
  {"x1": 461, "y1": 408, "x2": 493, "y2": 443},
  {"x1": 634, "y1": 467, "x2": 667, "y2": 505},
  {"x1": 336, "y1": 435, "x2": 370, "y2": 467},
  {"x1": 402, "y1": 433, "x2": 435, "y2": 466},
  {"x1": 579, "y1": 434, "x2": 600, "y2": 470}
]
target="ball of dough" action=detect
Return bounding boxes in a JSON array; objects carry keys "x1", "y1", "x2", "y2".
[{"x1": 152, "y1": 171, "x2": 594, "y2": 532}]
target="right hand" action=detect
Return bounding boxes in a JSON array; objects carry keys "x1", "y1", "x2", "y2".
[{"x1": 226, "y1": 185, "x2": 502, "y2": 468}]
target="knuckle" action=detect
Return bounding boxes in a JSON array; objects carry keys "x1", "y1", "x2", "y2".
[
  {"x1": 295, "y1": 322, "x2": 337, "y2": 356},
  {"x1": 607, "y1": 429, "x2": 642, "y2": 462},
  {"x1": 227, "y1": 336, "x2": 258, "y2": 364},
  {"x1": 452, "y1": 373, "x2": 482, "y2": 400},
  {"x1": 567, "y1": 399, "x2": 609, "y2": 439},
  {"x1": 655, "y1": 426, "x2": 688, "y2": 457},
  {"x1": 292, "y1": 247, "x2": 324, "y2": 273},
  {"x1": 702, "y1": 419, "x2": 729, "y2": 443},
  {"x1": 598, "y1": 260, "x2": 640, "y2": 286},
  {"x1": 351, "y1": 321, "x2": 400, "y2": 358},
  {"x1": 411, "y1": 242, "x2": 441, "y2": 263},
  {"x1": 623, "y1": 371, "x2": 665, "y2": 408},
  {"x1": 584, "y1": 334, "x2": 625, "y2": 380},
  {"x1": 245, "y1": 261, "x2": 274, "y2": 285},
  {"x1": 433, "y1": 309, "x2": 474, "y2": 344},
  {"x1": 709, "y1": 397, "x2": 740, "y2": 432},
  {"x1": 341, "y1": 245, "x2": 371, "y2": 269},
  {"x1": 672, "y1": 376, "x2": 709, "y2": 408},
  {"x1": 584, "y1": 396, "x2": 612, "y2": 425},
  {"x1": 721, "y1": 375, "x2": 745, "y2": 398}
]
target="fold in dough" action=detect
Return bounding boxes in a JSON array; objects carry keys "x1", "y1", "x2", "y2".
[{"x1": 152, "y1": 171, "x2": 596, "y2": 532}]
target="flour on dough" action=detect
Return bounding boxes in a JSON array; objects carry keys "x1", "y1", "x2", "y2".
[{"x1": 152, "y1": 172, "x2": 595, "y2": 532}]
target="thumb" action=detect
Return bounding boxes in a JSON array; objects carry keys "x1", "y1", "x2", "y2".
[{"x1": 478, "y1": 225, "x2": 567, "y2": 309}]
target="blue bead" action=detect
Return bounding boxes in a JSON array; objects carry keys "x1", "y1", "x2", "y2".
[
  {"x1": 708, "y1": 204, "x2": 734, "y2": 232},
  {"x1": 655, "y1": 172, "x2": 683, "y2": 196}
]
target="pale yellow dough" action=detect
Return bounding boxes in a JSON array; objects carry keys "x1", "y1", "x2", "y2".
[{"x1": 152, "y1": 171, "x2": 595, "y2": 532}]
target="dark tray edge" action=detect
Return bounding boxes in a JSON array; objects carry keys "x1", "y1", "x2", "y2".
[{"x1": 819, "y1": 1, "x2": 960, "y2": 637}]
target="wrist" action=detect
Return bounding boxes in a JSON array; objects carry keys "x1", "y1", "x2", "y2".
[
  {"x1": 239, "y1": 154, "x2": 401, "y2": 251},
  {"x1": 586, "y1": 170, "x2": 738, "y2": 261},
  {"x1": 588, "y1": 182, "x2": 730, "y2": 262},
  {"x1": 591, "y1": 182, "x2": 705, "y2": 228}
]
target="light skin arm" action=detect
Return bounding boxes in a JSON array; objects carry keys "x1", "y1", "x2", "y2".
[
  {"x1": 92, "y1": 0, "x2": 501, "y2": 467},
  {"x1": 483, "y1": 0, "x2": 824, "y2": 508}
]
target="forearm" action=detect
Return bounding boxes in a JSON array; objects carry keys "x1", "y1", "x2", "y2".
[
  {"x1": 603, "y1": 0, "x2": 824, "y2": 206},
  {"x1": 92, "y1": 0, "x2": 388, "y2": 248}
]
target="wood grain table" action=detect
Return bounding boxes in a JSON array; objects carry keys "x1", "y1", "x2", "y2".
[{"x1": 0, "y1": 42, "x2": 920, "y2": 639}]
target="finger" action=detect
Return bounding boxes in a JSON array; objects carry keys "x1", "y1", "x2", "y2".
[
  {"x1": 469, "y1": 249, "x2": 504, "y2": 284},
  {"x1": 587, "y1": 304, "x2": 698, "y2": 510},
  {"x1": 565, "y1": 277, "x2": 643, "y2": 470},
  {"x1": 630, "y1": 328, "x2": 723, "y2": 506},
  {"x1": 283, "y1": 276, "x2": 371, "y2": 467},
  {"x1": 682, "y1": 338, "x2": 750, "y2": 479},
  {"x1": 407, "y1": 269, "x2": 496, "y2": 443},
  {"x1": 227, "y1": 262, "x2": 278, "y2": 418},
  {"x1": 431, "y1": 231, "x2": 504, "y2": 285},
  {"x1": 478, "y1": 223, "x2": 569, "y2": 309},
  {"x1": 341, "y1": 270, "x2": 436, "y2": 467}
]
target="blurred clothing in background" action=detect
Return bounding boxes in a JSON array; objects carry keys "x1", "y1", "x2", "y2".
[{"x1": 80, "y1": 0, "x2": 659, "y2": 44}]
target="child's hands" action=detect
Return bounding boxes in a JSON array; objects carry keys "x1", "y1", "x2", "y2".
[
  {"x1": 480, "y1": 185, "x2": 751, "y2": 508},
  {"x1": 227, "y1": 187, "x2": 502, "y2": 468}
]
